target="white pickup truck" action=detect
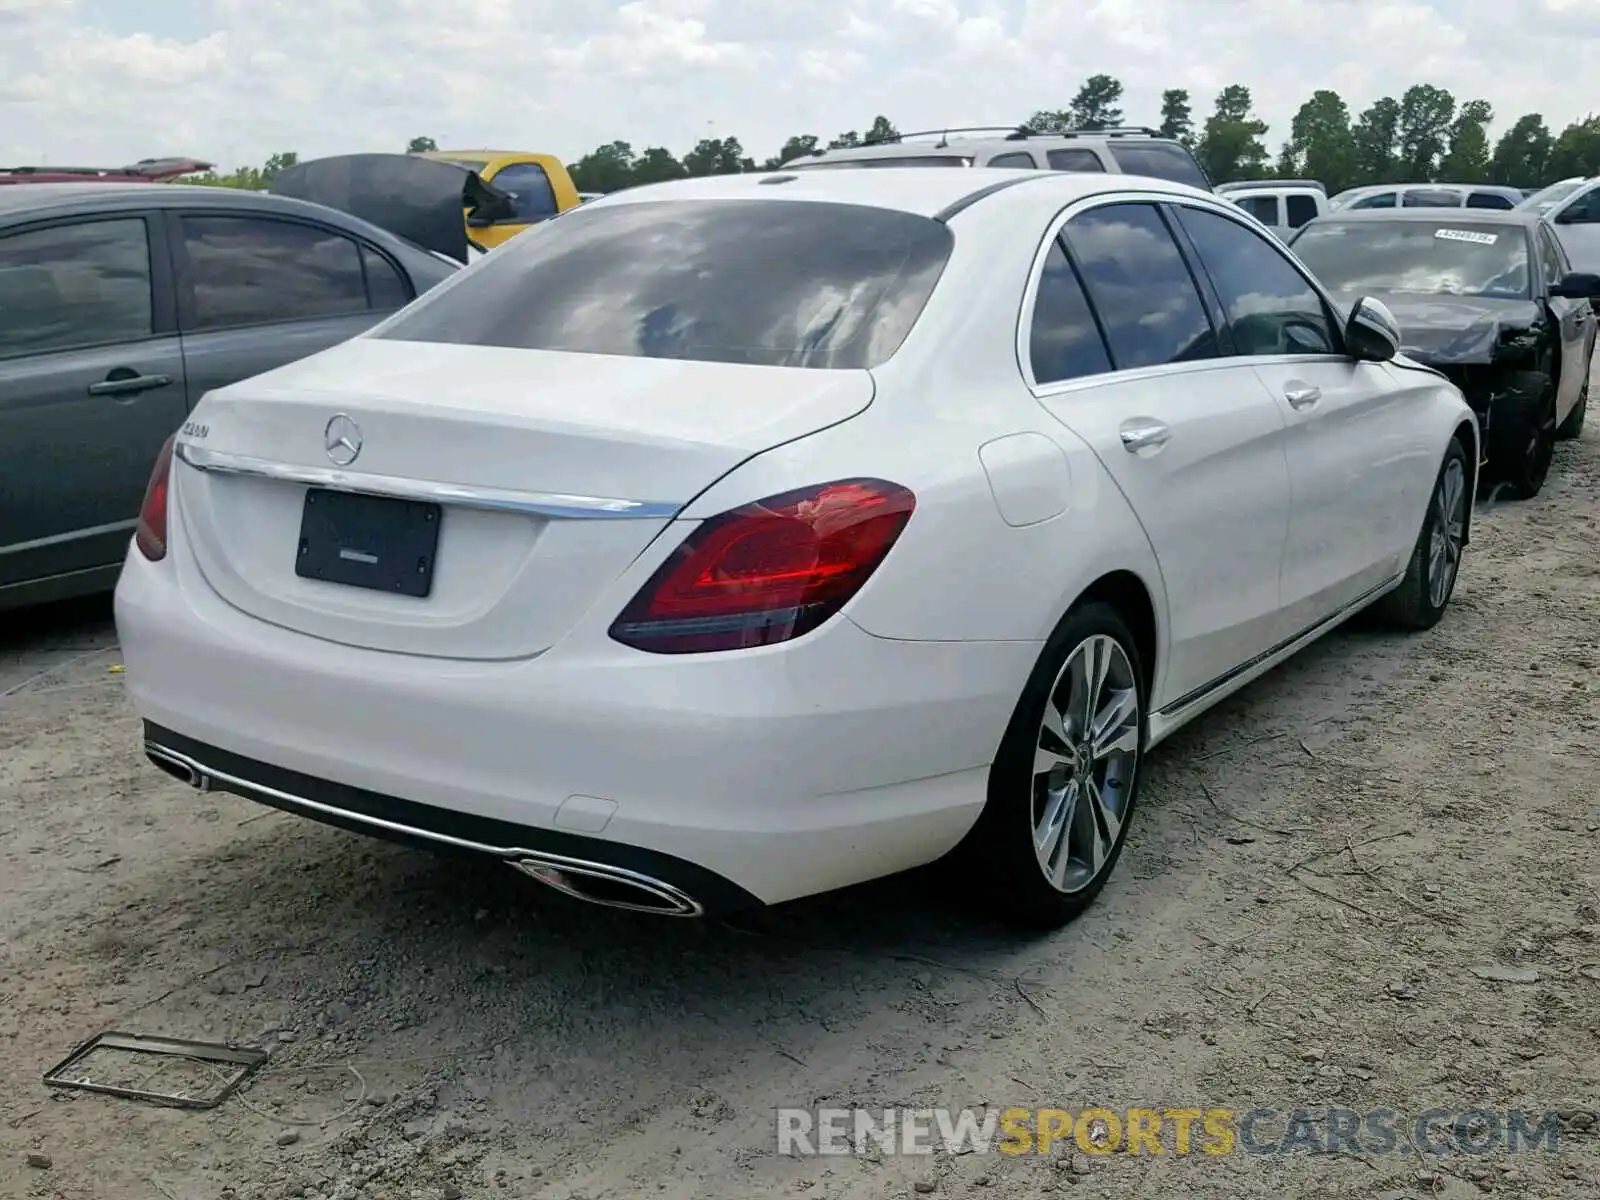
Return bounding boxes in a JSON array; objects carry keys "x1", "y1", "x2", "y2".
[{"x1": 1217, "y1": 181, "x2": 1329, "y2": 239}]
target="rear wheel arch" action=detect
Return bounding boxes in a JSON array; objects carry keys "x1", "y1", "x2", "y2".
[{"x1": 1071, "y1": 570, "x2": 1158, "y2": 695}]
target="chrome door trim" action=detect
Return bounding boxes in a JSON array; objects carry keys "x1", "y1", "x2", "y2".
[{"x1": 173, "y1": 441, "x2": 681, "y2": 520}]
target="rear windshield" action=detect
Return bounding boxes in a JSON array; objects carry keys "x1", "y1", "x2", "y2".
[
  {"x1": 1107, "y1": 142, "x2": 1211, "y2": 190},
  {"x1": 787, "y1": 156, "x2": 972, "y2": 170},
  {"x1": 375, "y1": 199, "x2": 954, "y2": 369},
  {"x1": 1291, "y1": 221, "x2": 1530, "y2": 299}
]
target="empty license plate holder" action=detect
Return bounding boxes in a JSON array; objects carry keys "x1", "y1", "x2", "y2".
[{"x1": 295, "y1": 488, "x2": 441, "y2": 597}]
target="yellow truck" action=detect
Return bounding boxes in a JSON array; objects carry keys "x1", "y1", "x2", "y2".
[{"x1": 416, "y1": 150, "x2": 581, "y2": 248}]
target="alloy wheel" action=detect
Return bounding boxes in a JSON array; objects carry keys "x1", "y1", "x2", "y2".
[
  {"x1": 1031, "y1": 634, "x2": 1140, "y2": 894},
  {"x1": 1427, "y1": 456, "x2": 1467, "y2": 608}
]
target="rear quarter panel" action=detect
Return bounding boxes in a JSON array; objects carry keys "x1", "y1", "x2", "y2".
[{"x1": 673, "y1": 182, "x2": 1169, "y2": 671}]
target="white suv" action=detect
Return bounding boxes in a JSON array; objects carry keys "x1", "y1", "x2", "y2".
[{"x1": 781, "y1": 125, "x2": 1213, "y2": 191}]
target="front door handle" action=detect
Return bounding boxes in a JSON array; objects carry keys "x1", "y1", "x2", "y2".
[
  {"x1": 1119, "y1": 419, "x2": 1172, "y2": 452},
  {"x1": 88, "y1": 372, "x2": 172, "y2": 398},
  {"x1": 1284, "y1": 385, "x2": 1322, "y2": 410}
]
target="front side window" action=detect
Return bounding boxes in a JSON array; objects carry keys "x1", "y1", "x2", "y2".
[
  {"x1": 1028, "y1": 239, "x2": 1112, "y2": 384},
  {"x1": 376, "y1": 199, "x2": 953, "y2": 370},
  {"x1": 181, "y1": 216, "x2": 369, "y2": 330},
  {"x1": 1107, "y1": 142, "x2": 1211, "y2": 190},
  {"x1": 1290, "y1": 220, "x2": 1531, "y2": 300},
  {"x1": 1173, "y1": 206, "x2": 1336, "y2": 356},
  {"x1": 0, "y1": 218, "x2": 153, "y2": 359},
  {"x1": 487, "y1": 162, "x2": 558, "y2": 222},
  {"x1": 1061, "y1": 202, "x2": 1217, "y2": 370},
  {"x1": 1349, "y1": 191, "x2": 1397, "y2": 210},
  {"x1": 1046, "y1": 148, "x2": 1105, "y2": 173}
]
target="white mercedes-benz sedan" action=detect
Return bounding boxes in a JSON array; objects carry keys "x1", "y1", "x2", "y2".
[{"x1": 115, "y1": 167, "x2": 1478, "y2": 928}]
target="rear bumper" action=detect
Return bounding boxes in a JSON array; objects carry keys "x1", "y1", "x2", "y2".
[{"x1": 115, "y1": 544, "x2": 1040, "y2": 909}]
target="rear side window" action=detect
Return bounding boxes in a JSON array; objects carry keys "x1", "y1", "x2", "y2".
[
  {"x1": 1467, "y1": 191, "x2": 1514, "y2": 210},
  {"x1": 361, "y1": 245, "x2": 411, "y2": 309},
  {"x1": 1028, "y1": 239, "x2": 1112, "y2": 384},
  {"x1": 376, "y1": 199, "x2": 953, "y2": 369},
  {"x1": 1402, "y1": 189, "x2": 1463, "y2": 208},
  {"x1": 0, "y1": 218, "x2": 152, "y2": 359},
  {"x1": 1108, "y1": 142, "x2": 1211, "y2": 190},
  {"x1": 1062, "y1": 202, "x2": 1217, "y2": 370},
  {"x1": 1235, "y1": 196, "x2": 1279, "y2": 225},
  {"x1": 987, "y1": 152, "x2": 1037, "y2": 169},
  {"x1": 1286, "y1": 194, "x2": 1320, "y2": 227},
  {"x1": 1046, "y1": 149, "x2": 1105, "y2": 172},
  {"x1": 1350, "y1": 192, "x2": 1396, "y2": 209},
  {"x1": 181, "y1": 216, "x2": 369, "y2": 330},
  {"x1": 488, "y1": 162, "x2": 558, "y2": 222},
  {"x1": 1173, "y1": 206, "x2": 1336, "y2": 356}
]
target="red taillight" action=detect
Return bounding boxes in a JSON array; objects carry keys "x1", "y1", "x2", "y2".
[
  {"x1": 134, "y1": 434, "x2": 176, "y2": 561},
  {"x1": 609, "y1": 478, "x2": 916, "y2": 654}
]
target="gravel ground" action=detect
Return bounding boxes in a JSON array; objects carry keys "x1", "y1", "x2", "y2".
[{"x1": 3, "y1": 397, "x2": 1599, "y2": 1200}]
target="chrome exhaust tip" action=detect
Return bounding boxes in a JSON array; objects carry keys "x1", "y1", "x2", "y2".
[
  {"x1": 145, "y1": 743, "x2": 206, "y2": 789},
  {"x1": 509, "y1": 858, "x2": 702, "y2": 917}
]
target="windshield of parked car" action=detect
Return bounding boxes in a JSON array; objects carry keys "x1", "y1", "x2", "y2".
[
  {"x1": 374, "y1": 198, "x2": 954, "y2": 369},
  {"x1": 786, "y1": 156, "x2": 972, "y2": 169},
  {"x1": 1517, "y1": 178, "x2": 1588, "y2": 214},
  {"x1": 1290, "y1": 221, "x2": 1531, "y2": 299}
]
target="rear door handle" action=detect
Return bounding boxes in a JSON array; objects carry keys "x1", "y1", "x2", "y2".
[
  {"x1": 88, "y1": 373, "x2": 172, "y2": 397},
  {"x1": 1284, "y1": 385, "x2": 1322, "y2": 410},
  {"x1": 1119, "y1": 419, "x2": 1172, "y2": 452}
]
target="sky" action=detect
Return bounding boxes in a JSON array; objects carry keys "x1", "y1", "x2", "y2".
[{"x1": 1, "y1": 0, "x2": 1597, "y2": 171}]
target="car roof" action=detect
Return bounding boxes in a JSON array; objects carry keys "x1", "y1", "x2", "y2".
[
  {"x1": 572, "y1": 166, "x2": 1211, "y2": 221},
  {"x1": 1309, "y1": 208, "x2": 1539, "y2": 228},
  {"x1": 781, "y1": 130, "x2": 1185, "y2": 167},
  {"x1": 0, "y1": 181, "x2": 393, "y2": 223}
]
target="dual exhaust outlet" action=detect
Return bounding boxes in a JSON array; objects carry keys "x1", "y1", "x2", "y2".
[{"x1": 145, "y1": 744, "x2": 703, "y2": 917}]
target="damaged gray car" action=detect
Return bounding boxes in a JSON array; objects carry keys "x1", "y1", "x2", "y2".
[{"x1": 1289, "y1": 209, "x2": 1597, "y2": 499}]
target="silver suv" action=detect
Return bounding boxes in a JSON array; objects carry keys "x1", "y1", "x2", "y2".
[{"x1": 780, "y1": 126, "x2": 1212, "y2": 191}]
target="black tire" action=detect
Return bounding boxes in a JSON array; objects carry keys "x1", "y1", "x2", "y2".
[
  {"x1": 961, "y1": 601, "x2": 1147, "y2": 929},
  {"x1": 1375, "y1": 437, "x2": 1469, "y2": 632},
  {"x1": 1557, "y1": 380, "x2": 1587, "y2": 440},
  {"x1": 1488, "y1": 370, "x2": 1556, "y2": 499}
]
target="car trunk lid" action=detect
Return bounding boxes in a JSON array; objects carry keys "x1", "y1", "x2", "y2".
[{"x1": 174, "y1": 338, "x2": 874, "y2": 660}]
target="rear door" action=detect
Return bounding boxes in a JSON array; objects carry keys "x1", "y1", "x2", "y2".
[
  {"x1": 170, "y1": 210, "x2": 417, "y2": 403},
  {"x1": 1169, "y1": 201, "x2": 1427, "y2": 628},
  {"x1": 1029, "y1": 200, "x2": 1291, "y2": 705},
  {"x1": 0, "y1": 212, "x2": 188, "y2": 593}
]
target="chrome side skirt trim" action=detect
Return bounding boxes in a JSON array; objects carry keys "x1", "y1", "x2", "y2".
[
  {"x1": 1147, "y1": 571, "x2": 1405, "y2": 747},
  {"x1": 173, "y1": 442, "x2": 681, "y2": 520},
  {"x1": 144, "y1": 741, "x2": 703, "y2": 917}
]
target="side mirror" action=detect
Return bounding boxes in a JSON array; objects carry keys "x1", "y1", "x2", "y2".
[
  {"x1": 1550, "y1": 271, "x2": 1600, "y2": 300},
  {"x1": 1345, "y1": 296, "x2": 1401, "y2": 363}
]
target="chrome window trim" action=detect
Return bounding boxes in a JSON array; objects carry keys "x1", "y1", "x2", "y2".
[
  {"x1": 173, "y1": 441, "x2": 681, "y2": 520},
  {"x1": 1015, "y1": 189, "x2": 1354, "y2": 397}
]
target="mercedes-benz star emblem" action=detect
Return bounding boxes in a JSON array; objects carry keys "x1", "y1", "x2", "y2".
[{"x1": 324, "y1": 414, "x2": 362, "y2": 466}]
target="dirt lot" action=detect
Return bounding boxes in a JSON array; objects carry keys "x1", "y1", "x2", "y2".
[{"x1": 4, "y1": 413, "x2": 1600, "y2": 1200}]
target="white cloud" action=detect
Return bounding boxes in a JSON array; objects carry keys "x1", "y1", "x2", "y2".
[{"x1": 1, "y1": 0, "x2": 1597, "y2": 171}]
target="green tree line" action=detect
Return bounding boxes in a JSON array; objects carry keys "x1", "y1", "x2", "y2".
[{"x1": 178, "y1": 76, "x2": 1600, "y2": 196}]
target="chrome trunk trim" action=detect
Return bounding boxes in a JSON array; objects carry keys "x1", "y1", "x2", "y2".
[{"x1": 173, "y1": 441, "x2": 681, "y2": 520}]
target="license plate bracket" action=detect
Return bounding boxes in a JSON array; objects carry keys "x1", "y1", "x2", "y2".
[{"x1": 295, "y1": 488, "x2": 441, "y2": 597}]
